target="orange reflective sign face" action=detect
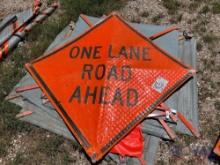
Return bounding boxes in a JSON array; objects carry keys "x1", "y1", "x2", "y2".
[{"x1": 26, "y1": 14, "x2": 193, "y2": 162}]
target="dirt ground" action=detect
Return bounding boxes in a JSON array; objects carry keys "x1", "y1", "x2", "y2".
[
  {"x1": 0, "y1": 0, "x2": 32, "y2": 19},
  {"x1": 0, "y1": 0, "x2": 50, "y2": 19},
  {"x1": 0, "y1": 0, "x2": 219, "y2": 165}
]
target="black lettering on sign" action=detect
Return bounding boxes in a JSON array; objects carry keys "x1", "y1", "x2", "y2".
[
  {"x1": 82, "y1": 46, "x2": 93, "y2": 59},
  {"x1": 130, "y1": 47, "x2": 140, "y2": 60},
  {"x1": 68, "y1": 44, "x2": 147, "y2": 108},
  {"x1": 69, "y1": 46, "x2": 102, "y2": 59},
  {"x1": 95, "y1": 64, "x2": 106, "y2": 80},
  {"x1": 99, "y1": 86, "x2": 110, "y2": 104},
  {"x1": 142, "y1": 47, "x2": 150, "y2": 61},
  {"x1": 121, "y1": 65, "x2": 132, "y2": 81},
  {"x1": 69, "y1": 86, "x2": 139, "y2": 107},
  {"x1": 81, "y1": 64, "x2": 131, "y2": 81},
  {"x1": 84, "y1": 86, "x2": 97, "y2": 104},
  {"x1": 111, "y1": 88, "x2": 124, "y2": 106},
  {"x1": 81, "y1": 64, "x2": 93, "y2": 80},
  {"x1": 69, "y1": 46, "x2": 80, "y2": 59},
  {"x1": 108, "y1": 45, "x2": 151, "y2": 61},
  {"x1": 107, "y1": 65, "x2": 132, "y2": 81},
  {"x1": 107, "y1": 65, "x2": 118, "y2": 80},
  {"x1": 68, "y1": 86, "x2": 81, "y2": 103},
  {"x1": 93, "y1": 46, "x2": 102, "y2": 59},
  {"x1": 127, "y1": 88, "x2": 138, "y2": 107},
  {"x1": 108, "y1": 44, "x2": 114, "y2": 58},
  {"x1": 118, "y1": 46, "x2": 128, "y2": 58}
]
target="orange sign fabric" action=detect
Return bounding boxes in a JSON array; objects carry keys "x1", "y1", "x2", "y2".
[{"x1": 26, "y1": 14, "x2": 193, "y2": 162}]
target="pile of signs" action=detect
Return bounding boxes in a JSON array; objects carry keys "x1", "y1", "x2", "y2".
[
  {"x1": 0, "y1": 1, "x2": 58, "y2": 61},
  {"x1": 6, "y1": 14, "x2": 199, "y2": 165}
]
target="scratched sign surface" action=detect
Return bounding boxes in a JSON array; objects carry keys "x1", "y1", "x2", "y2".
[{"x1": 26, "y1": 14, "x2": 193, "y2": 162}]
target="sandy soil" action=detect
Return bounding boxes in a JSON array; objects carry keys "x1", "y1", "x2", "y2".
[{"x1": 0, "y1": 0, "x2": 33, "y2": 19}]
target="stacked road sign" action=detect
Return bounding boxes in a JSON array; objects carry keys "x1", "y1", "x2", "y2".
[{"x1": 6, "y1": 14, "x2": 199, "y2": 165}]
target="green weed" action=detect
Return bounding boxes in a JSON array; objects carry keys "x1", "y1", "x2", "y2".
[{"x1": 212, "y1": 1, "x2": 220, "y2": 14}]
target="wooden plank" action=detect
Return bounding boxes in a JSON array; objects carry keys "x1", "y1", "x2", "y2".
[
  {"x1": 144, "y1": 135, "x2": 160, "y2": 165},
  {"x1": 165, "y1": 39, "x2": 198, "y2": 135},
  {"x1": 21, "y1": 101, "x2": 75, "y2": 141},
  {"x1": 142, "y1": 119, "x2": 171, "y2": 139}
]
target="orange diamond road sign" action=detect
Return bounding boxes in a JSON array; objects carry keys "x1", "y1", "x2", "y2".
[{"x1": 25, "y1": 14, "x2": 194, "y2": 162}]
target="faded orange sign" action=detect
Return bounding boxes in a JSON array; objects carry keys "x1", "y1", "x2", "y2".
[{"x1": 26, "y1": 14, "x2": 194, "y2": 162}]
